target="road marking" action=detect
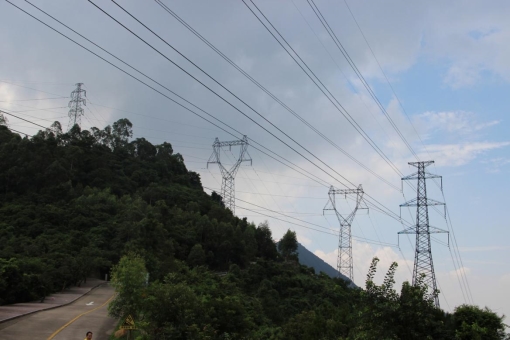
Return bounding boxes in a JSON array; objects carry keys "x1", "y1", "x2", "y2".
[
  {"x1": 86, "y1": 301, "x2": 94, "y2": 306},
  {"x1": 47, "y1": 293, "x2": 114, "y2": 340}
]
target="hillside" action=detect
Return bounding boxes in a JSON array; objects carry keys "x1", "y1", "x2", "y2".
[
  {"x1": 296, "y1": 243, "x2": 352, "y2": 283},
  {"x1": 0, "y1": 120, "x2": 507, "y2": 339}
]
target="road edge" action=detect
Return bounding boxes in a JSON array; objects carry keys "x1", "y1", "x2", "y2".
[{"x1": 0, "y1": 281, "x2": 108, "y2": 324}]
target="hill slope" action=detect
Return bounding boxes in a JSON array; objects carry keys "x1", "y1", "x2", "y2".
[{"x1": 296, "y1": 243, "x2": 352, "y2": 283}]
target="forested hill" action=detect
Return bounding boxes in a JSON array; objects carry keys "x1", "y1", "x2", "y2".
[
  {"x1": 1, "y1": 120, "x2": 507, "y2": 339},
  {"x1": 0, "y1": 119, "x2": 239, "y2": 301}
]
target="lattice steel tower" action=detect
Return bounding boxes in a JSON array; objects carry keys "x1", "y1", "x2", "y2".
[
  {"x1": 323, "y1": 185, "x2": 366, "y2": 281},
  {"x1": 207, "y1": 135, "x2": 251, "y2": 214},
  {"x1": 399, "y1": 161, "x2": 447, "y2": 308},
  {"x1": 68, "y1": 83, "x2": 86, "y2": 130}
]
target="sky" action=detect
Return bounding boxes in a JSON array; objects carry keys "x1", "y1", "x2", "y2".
[{"x1": 1, "y1": 0, "x2": 509, "y2": 317}]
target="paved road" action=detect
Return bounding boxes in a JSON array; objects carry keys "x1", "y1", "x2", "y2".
[{"x1": 0, "y1": 284, "x2": 116, "y2": 340}]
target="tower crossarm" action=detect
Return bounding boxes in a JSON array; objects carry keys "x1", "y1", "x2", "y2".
[
  {"x1": 400, "y1": 198, "x2": 445, "y2": 207},
  {"x1": 402, "y1": 172, "x2": 442, "y2": 181},
  {"x1": 213, "y1": 140, "x2": 248, "y2": 148},
  {"x1": 398, "y1": 226, "x2": 448, "y2": 234},
  {"x1": 328, "y1": 188, "x2": 362, "y2": 195},
  {"x1": 400, "y1": 198, "x2": 446, "y2": 218}
]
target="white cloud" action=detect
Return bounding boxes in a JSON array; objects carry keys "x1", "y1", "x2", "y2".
[
  {"x1": 443, "y1": 64, "x2": 481, "y2": 89},
  {"x1": 417, "y1": 111, "x2": 500, "y2": 135},
  {"x1": 419, "y1": 141, "x2": 510, "y2": 167}
]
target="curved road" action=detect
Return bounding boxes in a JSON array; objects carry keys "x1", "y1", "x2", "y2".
[{"x1": 0, "y1": 284, "x2": 116, "y2": 340}]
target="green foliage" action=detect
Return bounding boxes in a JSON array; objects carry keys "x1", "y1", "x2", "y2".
[
  {"x1": 278, "y1": 229, "x2": 298, "y2": 261},
  {"x1": 1, "y1": 122, "x2": 508, "y2": 339},
  {"x1": 352, "y1": 258, "x2": 452, "y2": 340},
  {"x1": 108, "y1": 253, "x2": 148, "y2": 320},
  {"x1": 453, "y1": 304, "x2": 509, "y2": 340},
  {"x1": 187, "y1": 244, "x2": 206, "y2": 267}
]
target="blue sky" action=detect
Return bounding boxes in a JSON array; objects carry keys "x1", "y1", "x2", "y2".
[{"x1": 1, "y1": 0, "x2": 509, "y2": 317}]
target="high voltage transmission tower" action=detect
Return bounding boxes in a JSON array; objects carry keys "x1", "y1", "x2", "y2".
[
  {"x1": 399, "y1": 161, "x2": 448, "y2": 308},
  {"x1": 68, "y1": 83, "x2": 86, "y2": 130},
  {"x1": 323, "y1": 185, "x2": 367, "y2": 281},
  {"x1": 207, "y1": 135, "x2": 251, "y2": 214}
]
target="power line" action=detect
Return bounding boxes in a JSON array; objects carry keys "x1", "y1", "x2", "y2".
[
  {"x1": 197, "y1": 169, "x2": 325, "y2": 188},
  {"x1": 97, "y1": 0, "x2": 415, "y2": 227},
  {"x1": 0, "y1": 111, "x2": 210, "y2": 153},
  {"x1": 0, "y1": 80, "x2": 69, "y2": 98},
  {"x1": 444, "y1": 203, "x2": 475, "y2": 303},
  {"x1": 18, "y1": 0, "x2": 333, "y2": 191},
  {"x1": 242, "y1": 0, "x2": 404, "y2": 178},
  {"x1": 155, "y1": 0, "x2": 399, "y2": 192},
  {"x1": 95, "y1": 0, "x2": 360, "y2": 191},
  {"x1": 289, "y1": 0, "x2": 412, "y2": 168},
  {"x1": 238, "y1": 205, "x2": 337, "y2": 237},
  {"x1": 203, "y1": 185, "x2": 399, "y2": 248},
  {"x1": 86, "y1": 100, "x2": 220, "y2": 134},
  {"x1": 307, "y1": 0, "x2": 419, "y2": 161},
  {"x1": 0, "y1": 79, "x2": 72, "y2": 86},
  {"x1": 239, "y1": 206, "x2": 397, "y2": 248},
  {"x1": 341, "y1": 0, "x2": 432, "y2": 161},
  {"x1": 0, "y1": 109, "x2": 48, "y2": 129},
  {"x1": 11, "y1": 0, "x2": 250, "y2": 138},
  {"x1": 7, "y1": 128, "x2": 32, "y2": 137},
  {"x1": 11, "y1": 0, "x2": 408, "y2": 228},
  {"x1": 240, "y1": 0, "x2": 419, "y2": 225},
  {"x1": 0, "y1": 96, "x2": 65, "y2": 102}
]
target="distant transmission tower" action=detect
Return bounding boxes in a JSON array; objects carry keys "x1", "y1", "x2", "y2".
[
  {"x1": 68, "y1": 83, "x2": 86, "y2": 130},
  {"x1": 323, "y1": 185, "x2": 366, "y2": 281},
  {"x1": 207, "y1": 135, "x2": 251, "y2": 214},
  {"x1": 399, "y1": 161, "x2": 447, "y2": 308}
]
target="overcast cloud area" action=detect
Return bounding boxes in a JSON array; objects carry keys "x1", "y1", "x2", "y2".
[{"x1": 1, "y1": 0, "x2": 509, "y2": 316}]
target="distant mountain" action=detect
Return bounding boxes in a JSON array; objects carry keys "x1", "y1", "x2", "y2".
[{"x1": 296, "y1": 243, "x2": 354, "y2": 286}]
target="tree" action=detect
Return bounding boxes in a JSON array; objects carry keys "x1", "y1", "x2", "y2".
[
  {"x1": 278, "y1": 229, "x2": 298, "y2": 261},
  {"x1": 210, "y1": 191, "x2": 224, "y2": 207},
  {"x1": 255, "y1": 221, "x2": 278, "y2": 260},
  {"x1": 187, "y1": 244, "x2": 206, "y2": 267},
  {"x1": 49, "y1": 121, "x2": 62, "y2": 135},
  {"x1": 0, "y1": 113, "x2": 8, "y2": 126},
  {"x1": 453, "y1": 304, "x2": 509, "y2": 340},
  {"x1": 108, "y1": 253, "x2": 148, "y2": 320}
]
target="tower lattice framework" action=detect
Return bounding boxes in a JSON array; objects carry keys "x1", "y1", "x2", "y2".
[
  {"x1": 207, "y1": 135, "x2": 251, "y2": 214},
  {"x1": 323, "y1": 185, "x2": 366, "y2": 281},
  {"x1": 68, "y1": 83, "x2": 86, "y2": 130},
  {"x1": 399, "y1": 161, "x2": 447, "y2": 308}
]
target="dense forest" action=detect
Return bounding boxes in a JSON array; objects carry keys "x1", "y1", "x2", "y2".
[{"x1": 0, "y1": 119, "x2": 508, "y2": 339}]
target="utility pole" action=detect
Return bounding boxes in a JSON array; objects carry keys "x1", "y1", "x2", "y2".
[
  {"x1": 68, "y1": 83, "x2": 86, "y2": 131},
  {"x1": 399, "y1": 161, "x2": 447, "y2": 308},
  {"x1": 207, "y1": 135, "x2": 251, "y2": 214},
  {"x1": 323, "y1": 185, "x2": 366, "y2": 281}
]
